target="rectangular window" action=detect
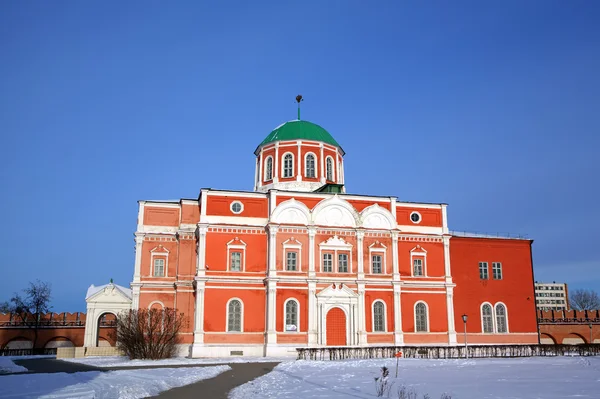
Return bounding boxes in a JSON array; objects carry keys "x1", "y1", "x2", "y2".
[
  {"x1": 230, "y1": 252, "x2": 241, "y2": 271},
  {"x1": 492, "y1": 262, "x2": 502, "y2": 280},
  {"x1": 153, "y1": 259, "x2": 165, "y2": 277},
  {"x1": 372, "y1": 255, "x2": 382, "y2": 274},
  {"x1": 338, "y1": 253, "x2": 348, "y2": 273},
  {"x1": 413, "y1": 259, "x2": 423, "y2": 276},
  {"x1": 286, "y1": 251, "x2": 297, "y2": 271},
  {"x1": 479, "y1": 262, "x2": 488, "y2": 280},
  {"x1": 323, "y1": 253, "x2": 333, "y2": 272}
]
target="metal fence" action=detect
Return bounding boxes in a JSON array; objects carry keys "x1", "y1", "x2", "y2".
[
  {"x1": 296, "y1": 344, "x2": 600, "y2": 361},
  {"x1": 0, "y1": 348, "x2": 57, "y2": 357}
]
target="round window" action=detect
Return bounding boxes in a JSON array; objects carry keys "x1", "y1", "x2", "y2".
[
  {"x1": 230, "y1": 201, "x2": 243, "y2": 214},
  {"x1": 410, "y1": 212, "x2": 421, "y2": 224}
]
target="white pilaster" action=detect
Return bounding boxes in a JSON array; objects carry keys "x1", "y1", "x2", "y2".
[
  {"x1": 357, "y1": 283, "x2": 367, "y2": 344},
  {"x1": 441, "y1": 204, "x2": 449, "y2": 235},
  {"x1": 192, "y1": 280, "x2": 206, "y2": 348},
  {"x1": 196, "y1": 224, "x2": 209, "y2": 277},
  {"x1": 308, "y1": 281, "x2": 317, "y2": 345},
  {"x1": 356, "y1": 230, "x2": 365, "y2": 279},
  {"x1": 319, "y1": 143, "x2": 325, "y2": 184},
  {"x1": 296, "y1": 141, "x2": 302, "y2": 181},
  {"x1": 257, "y1": 150, "x2": 263, "y2": 191},
  {"x1": 446, "y1": 286, "x2": 457, "y2": 344},
  {"x1": 267, "y1": 224, "x2": 278, "y2": 275},
  {"x1": 392, "y1": 231, "x2": 400, "y2": 280},
  {"x1": 133, "y1": 233, "x2": 144, "y2": 283},
  {"x1": 131, "y1": 284, "x2": 140, "y2": 309},
  {"x1": 393, "y1": 282, "x2": 404, "y2": 345},
  {"x1": 265, "y1": 280, "x2": 277, "y2": 350},
  {"x1": 274, "y1": 143, "x2": 279, "y2": 183},
  {"x1": 308, "y1": 227, "x2": 316, "y2": 278}
]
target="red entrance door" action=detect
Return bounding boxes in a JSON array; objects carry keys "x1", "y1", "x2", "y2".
[{"x1": 326, "y1": 307, "x2": 347, "y2": 346}]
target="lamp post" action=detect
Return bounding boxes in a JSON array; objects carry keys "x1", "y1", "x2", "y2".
[
  {"x1": 462, "y1": 314, "x2": 468, "y2": 359},
  {"x1": 589, "y1": 322, "x2": 593, "y2": 344}
]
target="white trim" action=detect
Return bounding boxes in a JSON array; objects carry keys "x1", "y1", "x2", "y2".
[
  {"x1": 492, "y1": 262, "x2": 503, "y2": 280},
  {"x1": 325, "y1": 156, "x2": 334, "y2": 181},
  {"x1": 304, "y1": 151, "x2": 317, "y2": 178},
  {"x1": 150, "y1": 245, "x2": 169, "y2": 277},
  {"x1": 480, "y1": 302, "x2": 494, "y2": 333},
  {"x1": 226, "y1": 297, "x2": 244, "y2": 332},
  {"x1": 494, "y1": 302, "x2": 509, "y2": 333},
  {"x1": 281, "y1": 151, "x2": 295, "y2": 178},
  {"x1": 148, "y1": 300, "x2": 165, "y2": 309},
  {"x1": 282, "y1": 237, "x2": 302, "y2": 272},
  {"x1": 226, "y1": 238, "x2": 247, "y2": 272},
  {"x1": 230, "y1": 201, "x2": 244, "y2": 215},
  {"x1": 203, "y1": 215, "x2": 268, "y2": 226},
  {"x1": 319, "y1": 236, "x2": 353, "y2": 273},
  {"x1": 264, "y1": 155, "x2": 274, "y2": 182},
  {"x1": 414, "y1": 301, "x2": 429, "y2": 333},
  {"x1": 371, "y1": 300, "x2": 387, "y2": 332},
  {"x1": 410, "y1": 211, "x2": 422, "y2": 224},
  {"x1": 368, "y1": 242, "x2": 387, "y2": 274},
  {"x1": 283, "y1": 298, "x2": 300, "y2": 332},
  {"x1": 410, "y1": 245, "x2": 427, "y2": 277}
]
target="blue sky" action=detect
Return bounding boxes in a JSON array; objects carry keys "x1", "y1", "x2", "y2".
[{"x1": 1, "y1": 1, "x2": 598, "y2": 311}]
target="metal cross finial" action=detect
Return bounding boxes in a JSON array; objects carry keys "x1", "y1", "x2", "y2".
[{"x1": 296, "y1": 95, "x2": 303, "y2": 120}]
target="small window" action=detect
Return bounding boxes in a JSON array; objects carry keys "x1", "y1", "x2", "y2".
[
  {"x1": 306, "y1": 154, "x2": 316, "y2": 178},
  {"x1": 227, "y1": 299, "x2": 242, "y2": 332},
  {"x1": 265, "y1": 157, "x2": 273, "y2": 181},
  {"x1": 285, "y1": 300, "x2": 298, "y2": 332},
  {"x1": 482, "y1": 304, "x2": 493, "y2": 333},
  {"x1": 230, "y1": 201, "x2": 243, "y2": 214},
  {"x1": 153, "y1": 259, "x2": 165, "y2": 277},
  {"x1": 495, "y1": 304, "x2": 507, "y2": 333},
  {"x1": 415, "y1": 302, "x2": 428, "y2": 332},
  {"x1": 413, "y1": 259, "x2": 423, "y2": 276},
  {"x1": 492, "y1": 262, "x2": 502, "y2": 280},
  {"x1": 323, "y1": 253, "x2": 333, "y2": 272},
  {"x1": 326, "y1": 157, "x2": 333, "y2": 181},
  {"x1": 479, "y1": 262, "x2": 489, "y2": 280},
  {"x1": 338, "y1": 253, "x2": 348, "y2": 273},
  {"x1": 283, "y1": 153, "x2": 294, "y2": 178},
  {"x1": 410, "y1": 212, "x2": 421, "y2": 224},
  {"x1": 230, "y1": 252, "x2": 241, "y2": 271},
  {"x1": 372, "y1": 255, "x2": 382, "y2": 274},
  {"x1": 373, "y1": 301, "x2": 385, "y2": 332},
  {"x1": 286, "y1": 252, "x2": 297, "y2": 271}
]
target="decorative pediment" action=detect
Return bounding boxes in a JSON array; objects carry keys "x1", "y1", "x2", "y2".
[
  {"x1": 368, "y1": 240, "x2": 387, "y2": 249},
  {"x1": 319, "y1": 235, "x2": 352, "y2": 249},
  {"x1": 410, "y1": 245, "x2": 427, "y2": 253},
  {"x1": 360, "y1": 204, "x2": 397, "y2": 230},
  {"x1": 282, "y1": 237, "x2": 302, "y2": 247},
  {"x1": 86, "y1": 283, "x2": 132, "y2": 303},
  {"x1": 150, "y1": 245, "x2": 169, "y2": 254},
  {"x1": 317, "y1": 283, "x2": 359, "y2": 298},
  {"x1": 227, "y1": 237, "x2": 247, "y2": 247},
  {"x1": 271, "y1": 198, "x2": 311, "y2": 225}
]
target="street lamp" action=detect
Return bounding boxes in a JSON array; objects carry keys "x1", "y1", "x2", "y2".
[
  {"x1": 589, "y1": 322, "x2": 593, "y2": 344},
  {"x1": 462, "y1": 314, "x2": 468, "y2": 359}
]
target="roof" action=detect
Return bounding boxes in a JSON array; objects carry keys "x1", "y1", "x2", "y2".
[
  {"x1": 255, "y1": 120, "x2": 343, "y2": 154},
  {"x1": 86, "y1": 282, "x2": 132, "y2": 300}
]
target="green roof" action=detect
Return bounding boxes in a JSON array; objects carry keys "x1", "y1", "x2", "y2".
[{"x1": 255, "y1": 120, "x2": 343, "y2": 154}]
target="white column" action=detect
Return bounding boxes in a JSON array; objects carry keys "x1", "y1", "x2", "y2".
[
  {"x1": 441, "y1": 204, "x2": 449, "y2": 235},
  {"x1": 193, "y1": 280, "x2": 205, "y2": 345},
  {"x1": 308, "y1": 281, "x2": 317, "y2": 345},
  {"x1": 133, "y1": 233, "x2": 144, "y2": 282},
  {"x1": 446, "y1": 286, "x2": 457, "y2": 344},
  {"x1": 266, "y1": 281, "x2": 277, "y2": 348},
  {"x1": 392, "y1": 232, "x2": 400, "y2": 280},
  {"x1": 319, "y1": 144, "x2": 325, "y2": 184},
  {"x1": 393, "y1": 282, "x2": 404, "y2": 345},
  {"x1": 357, "y1": 230, "x2": 365, "y2": 279},
  {"x1": 274, "y1": 143, "x2": 279, "y2": 183},
  {"x1": 267, "y1": 225, "x2": 278, "y2": 275},
  {"x1": 257, "y1": 151, "x2": 263, "y2": 191},
  {"x1": 308, "y1": 227, "x2": 316, "y2": 278},
  {"x1": 443, "y1": 235, "x2": 452, "y2": 278},
  {"x1": 296, "y1": 141, "x2": 302, "y2": 181},
  {"x1": 131, "y1": 285, "x2": 140, "y2": 309},
  {"x1": 357, "y1": 283, "x2": 367, "y2": 345},
  {"x1": 83, "y1": 308, "x2": 96, "y2": 347},
  {"x1": 196, "y1": 224, "x2": 209, "y2": 277},
  {"x1": 335, "y1": 150, "x2": 340, "y2": 183}
]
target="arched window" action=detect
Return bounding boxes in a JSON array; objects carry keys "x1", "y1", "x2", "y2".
[
  {"x1": 495, "y1": 303, "x2": 507, "y2": 333},
  {"x1": 227, "y1": 299, "x2": 242, "y2": 332},
  {"x1": 306, "y1": 154, "x2": 316, "y2": 178},
  {"x1": 265, "y1": 157, "x2": 273, "y2": 181},
  {"x1": 482, "y1": 303, "x2": 493, "y2": 333},
  {"x1": 373, "y1": 301, "x2": 385, "y2": 332},
  {"x1": 283, "y1": 154, "x2": 294, "y2": 178},
  {"x1": 284, "y1": 299, "x2": 299, "y2": 332},
  {"x1": 326, "y1": 157, "x2": 333, "y2": 181},
  {"x1": 415, "y1": 302, "x2": 428, "y2": 332}
]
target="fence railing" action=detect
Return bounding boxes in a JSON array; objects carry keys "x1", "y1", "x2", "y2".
[
  {"x1": 0, "y1": 320, "x2": 116, "y2": 328},
  {"x1": 296, "y1": 344, "x2": 600, "y2": 361},
  {"x1": 0, "y1": 348, "x2": 57, "y2": 357}
]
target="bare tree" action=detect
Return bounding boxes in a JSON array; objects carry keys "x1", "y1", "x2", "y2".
[
  {"x1": 0, "y1": 280, "x2": 52, "y2": 348},
  {"x1": 112, "y1": 308, "x2": 185, "y2": 359},
  {"x1": 569, "y1": 289, "x2": 600, "y2": 310}
]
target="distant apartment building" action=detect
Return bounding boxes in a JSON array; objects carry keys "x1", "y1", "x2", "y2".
[{"x1": 535, "y1": 282, "x2": 569, "y2": 310}]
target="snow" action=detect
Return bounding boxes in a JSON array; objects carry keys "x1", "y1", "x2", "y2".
[
  {"x1": 62, "y1": 355, "x2": 293, "y2": 368},
  {"x1": 86, "y1": 282, "x2": 131, "y2": 300},
  {"x1": 0, "y1": 357, "x2": 27, "y2": 374},
  {"x1": 230, "y1": 357, "x2": 600, "y2": 399},
  {"x1": 0, "y1": 365, "x2": 230, "y2": 398}
]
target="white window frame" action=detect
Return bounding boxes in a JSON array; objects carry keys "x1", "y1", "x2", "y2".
[
  {"x1": 230, "y1": 201, "x2": 244, "y2": 214},
  {"x1": 492, "y1": 262, "x2": 503, "y2": 280},
  {"x1": 319, "y1": 236, "x2": 353, "y2": 273},
  {"x1": 414, "y1": 301, "x2": 429, "y2": 332},
  {"x1": 226, "y1": 298, "x2": 244, "y2": 332},
  {"x1": 227, "y1": 238, "x2": 247, "y2": 272},
  {"x1": 494, "y1": 302, "x2": 509, "y2": 333},
  {"x1": 305, "y1": 152, "x2": 317, "y2": 178},
  {"x1": 282, "y1": 238, "x2": 302, "y2": 272},
  {"x1": 325, "y1": 156, "x2": 334, "y2": 181},
  {"x1": 322, "y1": 252, "x2": 333, "y2": 273},
  {"x1": 368, "y1": 242, "x2": 387, "y2": 274},
  {"x1": 410, "y1": 211, "x2": 422, "y2": 224},
  {"x1": 338, "y1": 253, "x2": 349, "y2": 273},
  {"x1": 283, "y1": 298, "x2": 300, "y2": 332},
  {"x1": 264, "y1": 156, "x2": 273, "y2": 181},
  {"x1": 480, "y1": 302, "x2": 494, "y2": 333},
  {"x1": 372, "y1": 300, "x2": 387, "y2": 332},
  {"x1": 150, "y1": 246, "x2": 169, "y2": 277},
  {"x1": 479, "y1": 262, "x2": 489, "y2": 280},
  {"x1": 410, "y1": 245, "x2": 427, "y2": 277},
  {"x1": 153, "y1": 258, "x2": 165, "y2": 277},
  {"x1": 282, "y1": 152, "x2": 294, "y2": 178}
]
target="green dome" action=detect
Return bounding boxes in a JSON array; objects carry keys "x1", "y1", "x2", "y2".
[{"x1": 255, "y1": 120, "x2": 343, "y2": 154}]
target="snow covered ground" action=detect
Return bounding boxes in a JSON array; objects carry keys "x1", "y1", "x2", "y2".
[
  {"x1": 230, "y1": 357, "x2": 600, "y2": 399},
  {"x1": 62, "y1": 355, "x2": 293, "y2": 368},
  {"x1": 0, "y1": 365, "x2": 230, "y2": 398},
  {"x1": 0, "y1": 357, "x2": 27, "y2": 374}
]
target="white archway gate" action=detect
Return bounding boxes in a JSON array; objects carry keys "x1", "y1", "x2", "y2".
[
  {"x1": 83, "y1": 282, "x2": 132, "y2": 347},
  {"x1": 316, "y1": 284, "x2": 359, "y2": 346}
]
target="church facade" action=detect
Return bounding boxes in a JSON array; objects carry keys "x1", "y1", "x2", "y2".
[{"x1": 129, "y1": 116, "x2": 538, "y2": 358}]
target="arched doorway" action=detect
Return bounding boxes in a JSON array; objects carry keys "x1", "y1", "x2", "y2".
[
  {"x1": 4, "y1": 338, "x2": 33, "y2": 349},
  {"x1": 540, "y1": 333, "x2": 556, "y2": 345},
  {"x1": 326, "y1": 307, "x2": 347, "y2": 346},
  {"x1": 563, "y1": 333, "x2": 586, "y2": 345},
  {"x1": 96, "y1": 312, "x2": 117, "y2": 347},
  {"x1": 44, "y1": 337, "x2": 75, "y2": 348}
]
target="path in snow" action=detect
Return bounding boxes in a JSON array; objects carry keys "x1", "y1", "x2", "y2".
[
  {"x1": 0, "y1": 358, "x2": 27, "y2": 374},
  {"x1": 61, "y1": 355, "x2": 293, "y2": 368}
]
